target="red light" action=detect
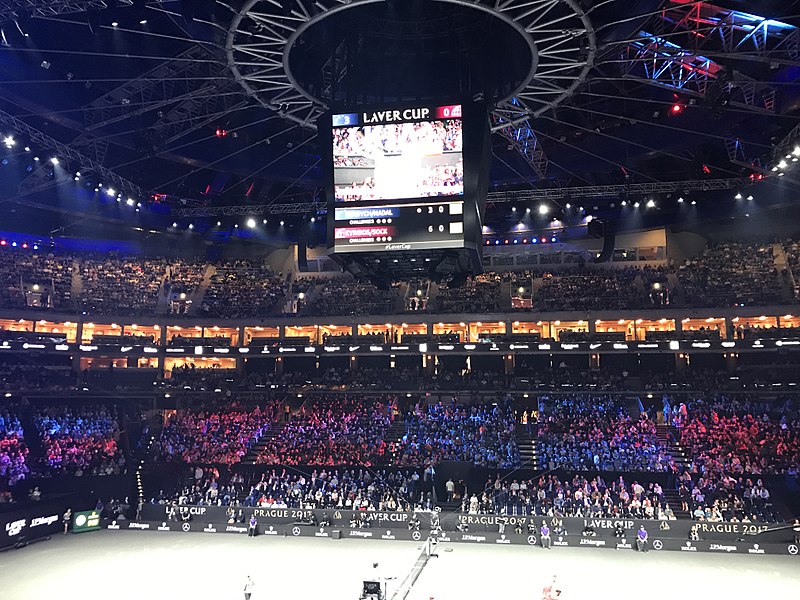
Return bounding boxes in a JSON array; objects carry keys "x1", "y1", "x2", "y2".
[
  {"x1": 0, "y1": 240, "x2": 5, "y2": 246},
  {"x1": 504, "y1": 239, "x2": 509, "y2": 244},
  {"x1": 672, "y1": 104, "x2": 682, "y2": 113},
  {"x1": 541, "y1": 237, "x2": 547, "y2": 243},
  {"x1": 21, "y1": 243, "x2": 28, "y2": 249},
  {"x1": 215, "y1": 128, "x2": 227, "y2": 137},
  {"x1": 522, "y1": 238, "x2": 528, "y2": 244}
]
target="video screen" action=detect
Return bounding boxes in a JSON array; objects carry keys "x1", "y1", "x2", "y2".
[{"x1": 333, "y1": 119, "x2": 464, "y2": 203}]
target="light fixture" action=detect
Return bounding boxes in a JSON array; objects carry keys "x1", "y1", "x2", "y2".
[
  {"x1": 246, "y1": 218, "x2": 256, "y2": 228},
  {"x1": 778, "y1": 159, "x2": 788, "y2": 169},
  {"x1": 216, "y1": 221, "x2": 221, "y2": 227},
  {"x1": 126, "y1": 198, "x2": 134, "y2": 206},
  {"x1": 633, "y1": 201, "x2": 640, "y2": 208},
  {"x1": 280, "y1": 220, "x2": 285, "y2": 226},
  {"x1": 735, "y1": 192, "x2": 742, "y2": 200},
  {"x1": 3, "y1": 135, "x2": 14, "y2": 147},
  {"x1": 106, "y1": 188, "x2": 115, "y2": 197},
  {"x1": 538, "y1": 204, "x2": 549, "y2": 215},
  {"x1": 188, "y1": 223, "x2": 194, "y2": 230},
  {"x1": 172, "y1": 222, "x2": 178, "y2": 228},
  {"x1": 111, "y1": 21, "x2": 119, "y2": 27},
  {"x1": 646, "y1": 199, "x2": 655, "y2": 208},
  {"x1": 746, "y1": 195, "x2": 753, "y2": 200},
  {"x1": 139, "y1": 19, "x2": 148, "y2": 25},
  {"x1": 677, "y1": 197, "x2": 684, "y2": 203},
  {"x1": 50, "y1": 157, "x2": 58, "y2": 165}
]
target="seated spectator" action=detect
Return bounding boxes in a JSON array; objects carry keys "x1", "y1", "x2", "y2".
[{"x1": 0, "y1": 408, "x2": 29, "y2": 490}]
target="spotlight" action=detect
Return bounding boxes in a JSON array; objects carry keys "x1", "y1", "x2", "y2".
[
  {"x1": 106, "y1": 188, "x2": 115, "y2": 197},
  {"x1": 246, "y1": 218, "x2": 256, "y2": 228},
  {"x1": 172, "y1": 222, "x2": 177, "y2": 228},
  {"x1": 691, "y1": 200, "x2": 697, "y2": 205},
  {"x1": 677, "y1": 197, "x2": 684, "y2": 203},
  {"x1": 310, "y1": 217, "x2": 315, "y2": 223},
  {"x1": 23, "y1": 146, "x2": 29, "y2": 152},
  {"x1": 50, "y1": 157, "x2": 59, "y2": 165},
  {"x1": 735, "y1": 192, "x2": 742, "y2": 200},
  {"x1": 111, "y1": 21, "x2": 119, "y2": 27},
  {"x1": 538, "y1": 204, "x2": 549, "y2": 215},
  {"x1": 3, "y1": 135, "x2": 14, "y2": 147},
  {"x1": 126, "y1": 198, "x2": 134, "y2": 206},
  {"x1": 262, "y1": 219, "x2": 267, "y2": 224},
  {"x1": 633, "y1": 201, "x2": 640, "y2": 208},
  {"x1": 75, "y1": 171, "x2": 81, "y2": 177},
  {"x1": 793, "y1": 146, "x2": 800, "y2": 156},
  {"x1": 621, "y1": 200, "x2": 627, "y2": 206},
  {"x1": 511, "y1": 206, "x2": 516, "y2": 212},
  {"x1": 216, "y1": 221, "x2": 221, "y2": 227},
  {"x1": 646, "y1": 199, "x2": 655, "y2": 208},
  {"x1": 565, "y1": 203, "x2": 571, "y2": 209},
  {"x1": 74, "y1": 176, "x2": 79, "y2": 181},
  {"x1": 188, "y1": 223, "x2": 194, "y2": 230},
  {"x1": 139, "y1": 19, "x2": 148, "y2": 25},
  {"x1": 526, "y1": 207, "x2": 531, "y2": 213},
  {"x1": 671, "y1": 103, "x2": 682, "y2": 113},
  {"x1": 778, "y1": 159, "x2": 788, "y2": 169},
  {"x1": 279, "y1": 220, "x2": 285, "y2": 226},
  {"x1": 746, "y1": 195, "x2": 753, "y2": 201},
  {"x1": 33, "y1": 156, "x2": 39, "y2": 161}
]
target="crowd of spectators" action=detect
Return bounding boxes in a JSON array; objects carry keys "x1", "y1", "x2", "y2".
[
  {"x1": 201, "y1": 260, "x2": 288, "y2": 318},
  {"x1": 154, "y1": 403, "x2": 278, "y2": 464},
  {"x1": 395, "y1": 398, "x2": 519, "y2": 468},
  {"x1": 536, "y1": 396, "x2": 670, "y2": 472},
  {"x1": 80, "y1": 256, "x2": 167, "y2": 315},
  {"x1": 0, "y1": 247, "x2": 73, "y2": 310},
  {"x1": 168, "y1": 466, "x2": 424, "y2": 511},
  {"x1": 436, "y1": 273, "x2": 501, "y2": 313},
  {"x1": 255, "y1": 394, "x2": 393, "y2": 466},
  {"x1": 677, "y1": 241, "x2": 782, "y2": 307},
  {"x1": 537, "y1": 267, "x2": 640, "y2": 312},
  {"x1": 34, "y1": 405, "x2": 125, "y2": 476},
  {"x1": 299, "y1": 276, "x2": 398, "y2": 316},
  {"x1": 672, "y1": 396, "x2": 800, "y2": 475},
  {"x1": 0, "y1": 408, "x2": 29, "y2": 490},
  {"x1": 461, "y1": 473, "x2": 676, "y2": 521}
]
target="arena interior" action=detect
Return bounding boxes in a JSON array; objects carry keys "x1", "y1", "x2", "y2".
[{"x1": 1, "y1": 1, "x2": 800, "y2": 599}]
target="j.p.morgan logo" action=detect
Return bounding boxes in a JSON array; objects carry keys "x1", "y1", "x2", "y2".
[
  {"x1": 350, "y1": 530, "x2": 373, "y2": 539},
  {"x1": 30, "y1": 514, "x2": 58, "y2": 528},
  {"x1": 225, "y1": 525, "x2": 247, "y2": 533},
  {"x1": 710, "y1": 544, "x2": 739, "y2": 553},
  {"x1": 128, "y1": 522, "x2": 150, "y2": 530},
  {"x1": 5, "y1": 519, "x2": 25, "y2": 536}
]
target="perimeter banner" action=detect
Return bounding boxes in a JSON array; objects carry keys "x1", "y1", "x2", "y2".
[{"x1": 134, "y1": 505, "x2": 798, "y2": 552}]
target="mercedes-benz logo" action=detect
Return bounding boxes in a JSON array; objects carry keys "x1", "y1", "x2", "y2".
[
  {"x1": 412, "y1": 531, "x2": 421, "y2": 541},
  {"x1": 653, "y1": 540, "x2": 663, "y2": 550},
  {"x1": 788, "y1": 544, "x2": 799, "y2": 555},
  {"x1": 527, "y1": 535, "x2": 537, "y2": 545},
  {"x1": 182, "y1": 523, "x2": 190, "y2": 532},
  {"x1": 292, "y1": 526, "x2": 301, "y2": 536}
]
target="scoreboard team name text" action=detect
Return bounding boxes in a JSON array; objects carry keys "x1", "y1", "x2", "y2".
[{"x1": 362, "y1": 107, "x2": 431, "y2": 124}]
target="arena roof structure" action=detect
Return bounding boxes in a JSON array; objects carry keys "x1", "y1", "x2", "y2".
[{"x1": 0, "y1": 0, "x2": 797, "y2": 242}]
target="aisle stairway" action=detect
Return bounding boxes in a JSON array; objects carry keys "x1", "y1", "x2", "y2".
[
  {"x1": 188, "y1": 265, "x2": 215, "y2": 315},
  {"x1": 515, "y1": 424, "x2": 539, "y2": 469},
  {"x1": 242, "y1": 422, "x2": 287, "y2": 464}
]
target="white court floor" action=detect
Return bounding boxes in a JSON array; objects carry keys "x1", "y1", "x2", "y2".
[{"x1": 0, "y1": 530, "x2": 798, "y2": 600}]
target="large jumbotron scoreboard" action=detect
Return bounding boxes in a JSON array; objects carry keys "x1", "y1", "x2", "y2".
[{"x1": 322, "y1": 100, "x2": 490, "y2": 279}]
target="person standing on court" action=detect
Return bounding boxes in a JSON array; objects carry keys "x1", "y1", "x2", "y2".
[
  {"x1": 244, "y1": 576, "x2": 255, "y2": 600},
  {"x1": 62, "y1": 508, "x2": 72, "y2": 534}
]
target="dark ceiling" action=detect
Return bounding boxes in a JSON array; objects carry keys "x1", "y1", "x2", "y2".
[{"x1": 0, "y1": 0, "x2": 798, "y2": 244}]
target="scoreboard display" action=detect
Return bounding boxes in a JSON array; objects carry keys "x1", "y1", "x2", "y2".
[{"x1": 324, "y1": 101, "x2": 488, "y2": 255}]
